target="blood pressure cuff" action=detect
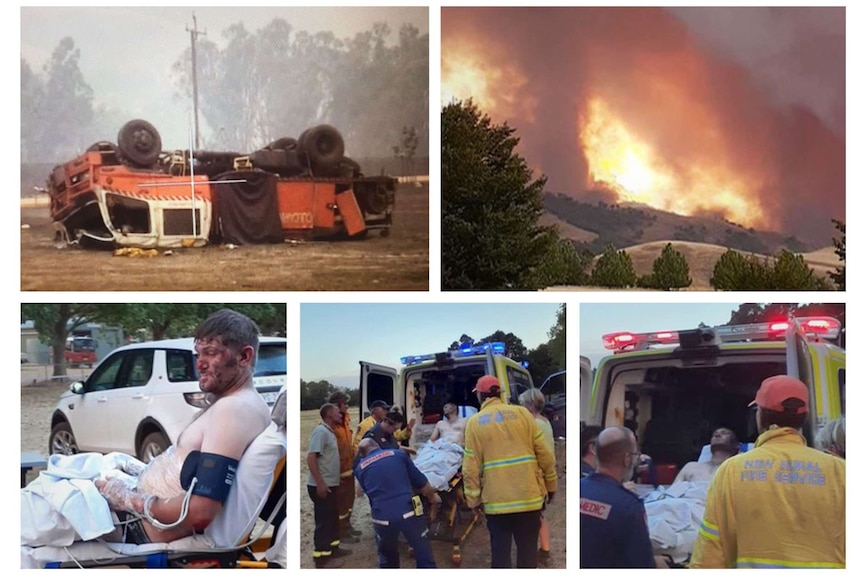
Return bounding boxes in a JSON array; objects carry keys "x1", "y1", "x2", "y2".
[{"x1": 180, "y1": 451, "x2": 240, "y2": 503}]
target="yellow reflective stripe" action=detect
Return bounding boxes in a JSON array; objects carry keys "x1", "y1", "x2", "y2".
[
  {"x1": 340, "y1": 469, "x2": 353, "y2": 478},
  {"x1": 735, "y1": 557, "x2": 844, "y2": 569},
  {"x1": 313, "y1": 550, "x2": 332, "y2": 558},
  {"x1": 698, "y1": 518, "x2": 719, "y2": 541},
  {"x1": 482, "y1": 454, "x2": 537, "y2": 471},
  {"x1": 484, "y1": 495, "x2": 546, "y2": 514}
]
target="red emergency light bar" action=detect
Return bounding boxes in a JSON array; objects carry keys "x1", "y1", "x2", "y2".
[
  {"x1": 602, "y1": 331, "x2": 680, "y2": 351},
  {"x1": 602, "y1": 316, "x2": 841, "y2": 352}
]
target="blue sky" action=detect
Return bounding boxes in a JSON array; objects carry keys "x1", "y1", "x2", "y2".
[
  {"x1": 579, "y1": 303, "x2": 746, "y2": 367},
  {"x1": 301, "y1": 303, "x2": 563, "y2": 389}
]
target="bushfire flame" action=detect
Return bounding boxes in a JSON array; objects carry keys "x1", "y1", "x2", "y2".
[
  {"x1": 579, "y1": 98, "x2": 764, "y2": 228},
  {"x1": 441, "y1": 40, "x2": 536, "y2": 125}
]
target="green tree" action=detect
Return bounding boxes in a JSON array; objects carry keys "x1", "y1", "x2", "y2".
[
  {"x1": 523, "y1": 343, "x2": 556, "y2": 388},
  {"x1": 829, "y1": 219, "x2": 845, "y2": 291},
  {"x1": 640, "y1": 243, "x2": 692, "y2": 290},
  {"x1": 301, "y1": 379, "x2": 337, "y2": 411},
  {"x1": 21, "y1": 59, "x2": 45, "y2": 163},
  {"x1": 41, "y1": 38, "x2": 94, "y2": 159},
  {"x1": 590, "y1": 244, "x2": 637, "y2": 288},
  {"x1": 21, "y1": 304, "x2": 103, "y2": 376},
  {"x1": 710, "y1": 249, "x2": 769, "y2": 291},
  {"x1": 97, "y1": 303, "x2": 286, "y2": 339},
  {"x1": 547, "y1": 304, "x2": 566, "y2": 371},
  {"x1": 442, "y1": 100, "x2": 558, "y2": 290},
  {"x1": 531, "y1": 239, "x2": 590, "y2": 287},
  {"x1": 448, "y1": 331, "x2": 528, "y2": 362},
  {"x1": 21, "y1": 38, "x2": 94, "y2": 162},
  {"x1": 770, "y1": 250, "x2": 822, "y2": 290}
]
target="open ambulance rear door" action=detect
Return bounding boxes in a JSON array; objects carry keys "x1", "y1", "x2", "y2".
[
  {"x1": 580, "y1": 356, "x2": 594, "y2": 428},
  {"x1": 358, "y1": 361, "x2": 399, "y2": 419}
]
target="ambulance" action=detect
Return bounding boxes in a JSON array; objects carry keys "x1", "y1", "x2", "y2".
[
  {"x1": 359, "y1": 342, "x2": 535, "y2": 448},
  {"x1": 581, "y1": 316, "x2": 845, "y2": 483}
]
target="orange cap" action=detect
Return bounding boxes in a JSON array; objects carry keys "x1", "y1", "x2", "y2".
[
  {"x1": 473, "y1": 374, "x2": 501, "y2": 394},
  {"x1": 748, "y1": 375, "x2": 809, "y2": 414}
]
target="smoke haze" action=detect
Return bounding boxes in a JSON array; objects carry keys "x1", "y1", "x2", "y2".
[{"x1": 441, "y1": 7, "x2": 845, "y2": 245}]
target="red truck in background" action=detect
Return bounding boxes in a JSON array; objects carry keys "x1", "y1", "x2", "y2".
[{"x1": 65, "y1": 336, "x2": 97, "y2": 368}]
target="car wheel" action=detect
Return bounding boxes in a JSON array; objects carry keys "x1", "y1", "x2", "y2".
[
  {"x1": 50, "y1": 422, "x2": 79, "y2": 456},
  {"x1": 139, "y1": 431, "x2": 170, "y2": 463},
  {"x1": 117, "y1": 119, "x2": 162, "y2": 168}
]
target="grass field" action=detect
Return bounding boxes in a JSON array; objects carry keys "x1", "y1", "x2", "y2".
[{"x1": 298, "y1": 408, "x2": 567, "y2": 569}]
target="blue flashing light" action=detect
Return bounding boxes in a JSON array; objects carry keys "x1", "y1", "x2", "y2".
[
  {"x1": 400, "y1": 341, "x2": 508, "y2": 366},
  {"x1": 522, "y1": 360, "x2": 530, "y2": 369}
]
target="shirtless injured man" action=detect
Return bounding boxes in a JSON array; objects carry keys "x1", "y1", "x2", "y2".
[{"x1": 21, "y1": 309, "x2": 272, "y2": 548}]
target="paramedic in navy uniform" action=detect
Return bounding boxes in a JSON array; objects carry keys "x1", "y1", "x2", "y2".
[
  {"x1": 580, "y1": 426, "x2": 658, "y2": 568},
  {"x1": 354, "y1": 438, "x2": 440, "y2": 568}
]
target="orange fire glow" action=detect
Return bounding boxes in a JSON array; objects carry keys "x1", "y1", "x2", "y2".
[
  {"x1": 580, "y1": 97, "x2": 765, "y2": 228},
  {"x1": 441, "y1": 41, "x2": 536, "y2": 124}
]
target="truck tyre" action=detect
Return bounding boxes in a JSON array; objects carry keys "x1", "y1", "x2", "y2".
[
  {"x1": 298, "y1": 125, "x2": 345, "y2": 172},
  {"x1": 118, "y1": 119, "x2": 162, "y2": 168}
]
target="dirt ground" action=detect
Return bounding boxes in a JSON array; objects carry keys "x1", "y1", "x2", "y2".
[
  {"x1": 21, "y1": 378, "x2": 73, "y2": 484},
  {"x1": 20, "y1": 183, "x2": 428, "y2": 291},
  {"x1": 299, "y1": 409, "x2": 567, "y2": 569}
]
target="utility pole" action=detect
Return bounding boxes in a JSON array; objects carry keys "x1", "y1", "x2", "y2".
[{"x1": 186, "y1": 13, "x2": 206, "y2": 149}]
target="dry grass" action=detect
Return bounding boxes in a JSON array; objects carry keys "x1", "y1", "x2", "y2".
[
  {"x1": 299, "y1": 408, "x2": 567, "y2": 569},
  {"x1": 20, "y1": 184, "x2": 428, "y2": 291},
  {"x1": 547, "y1": 240, "x2": 841, "y2": 291}
]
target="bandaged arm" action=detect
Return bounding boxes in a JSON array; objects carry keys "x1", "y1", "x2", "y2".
[{"x1": 103, "y1": 399, "x2": 258, "y2": 543}]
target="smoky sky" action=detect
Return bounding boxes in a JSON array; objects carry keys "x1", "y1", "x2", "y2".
[{"x1": 441, "y1": 7, "x2": 845, "y2": 245}]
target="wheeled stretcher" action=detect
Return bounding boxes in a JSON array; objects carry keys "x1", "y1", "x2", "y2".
[{"x1": 413, "y1": 439, "x2": 479, "y2": 566}]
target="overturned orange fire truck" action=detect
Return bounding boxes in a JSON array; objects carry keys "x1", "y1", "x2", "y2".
[{"x1": 46, "y1": 119, "x2": 396, "y2": 249}]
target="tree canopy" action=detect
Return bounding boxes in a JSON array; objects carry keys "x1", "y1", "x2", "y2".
[
  {"x1": 21, "y1": 303, "x2": 285, "y2": 376},
  {"x1": 442, "y1": 100, "x2": 574, "y2": 290}
]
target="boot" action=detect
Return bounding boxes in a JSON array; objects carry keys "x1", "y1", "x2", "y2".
[{"x1": 538, "y1": 549, "x2": 551, "y2": 567}]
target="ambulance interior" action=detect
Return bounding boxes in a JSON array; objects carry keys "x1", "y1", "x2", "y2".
[
  {"x1": 606, "y1": 359, "x2": 786, "y2": 484},
  {"x1": 405, "y1": 362, "x2": 485, "y2": 448}
]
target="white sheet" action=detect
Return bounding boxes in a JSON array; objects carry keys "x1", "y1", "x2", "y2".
[
  {"x1": 21, "y1": 452, "x2": 142, "y2": 547},
  {"x1": 642, "y1": 481, "x2": 710, "y2": 564},
  {"x1": 413, "y1": 439, "x2": 464, "y2": 490}
]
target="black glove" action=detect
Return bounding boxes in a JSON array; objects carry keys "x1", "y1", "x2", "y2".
[{"x1": 546, "y1": 492, "x2": 555, "y2": 504}]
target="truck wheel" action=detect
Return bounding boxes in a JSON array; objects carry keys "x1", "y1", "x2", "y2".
[
  {"x1": 49, "y1": 422, "x2": 79, "y2": 456},
  {"x1": 298, "y1": 125, "x2": 344, "y2": 172},
  {"x1": 138, "y1": 431, "x2": 170, "y2": 463},
  {"x1": 118, "y1": 119, "x2": 162, "y2": 167}
]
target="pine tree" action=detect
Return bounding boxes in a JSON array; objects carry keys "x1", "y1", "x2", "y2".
[
  {"x1": 590, "y1": 244, "x2": 637, "y2": 288},
  {"x1": 441, "y1": 100, "x2": 557, "y2": 290},
  {"x1": 644, "y1": 243, "x2": 692, "y2": 290}
]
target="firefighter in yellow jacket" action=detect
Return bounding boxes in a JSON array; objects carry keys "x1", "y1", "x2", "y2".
[
  {"x1": 690, "y1": 375, "x2": 845, "y2": 568},
  {"x1": 328, "y1": 392, "x2": 360, "y2": 542},
  {"x1": 463, "y1": 375, "x2": 557, "y2": 569}
]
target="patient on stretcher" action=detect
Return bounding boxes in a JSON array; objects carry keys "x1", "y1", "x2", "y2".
[{"x1": 429, "y1": 403, "x2": 467, "y2": 447}]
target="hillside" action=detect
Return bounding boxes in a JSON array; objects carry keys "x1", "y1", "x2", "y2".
[
  {"x1": 543, "y1": 192, "x2": 822, "y2": 254},
  {"x1": 544, "y1": 240, "x2": 840, "y2": 291}
]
